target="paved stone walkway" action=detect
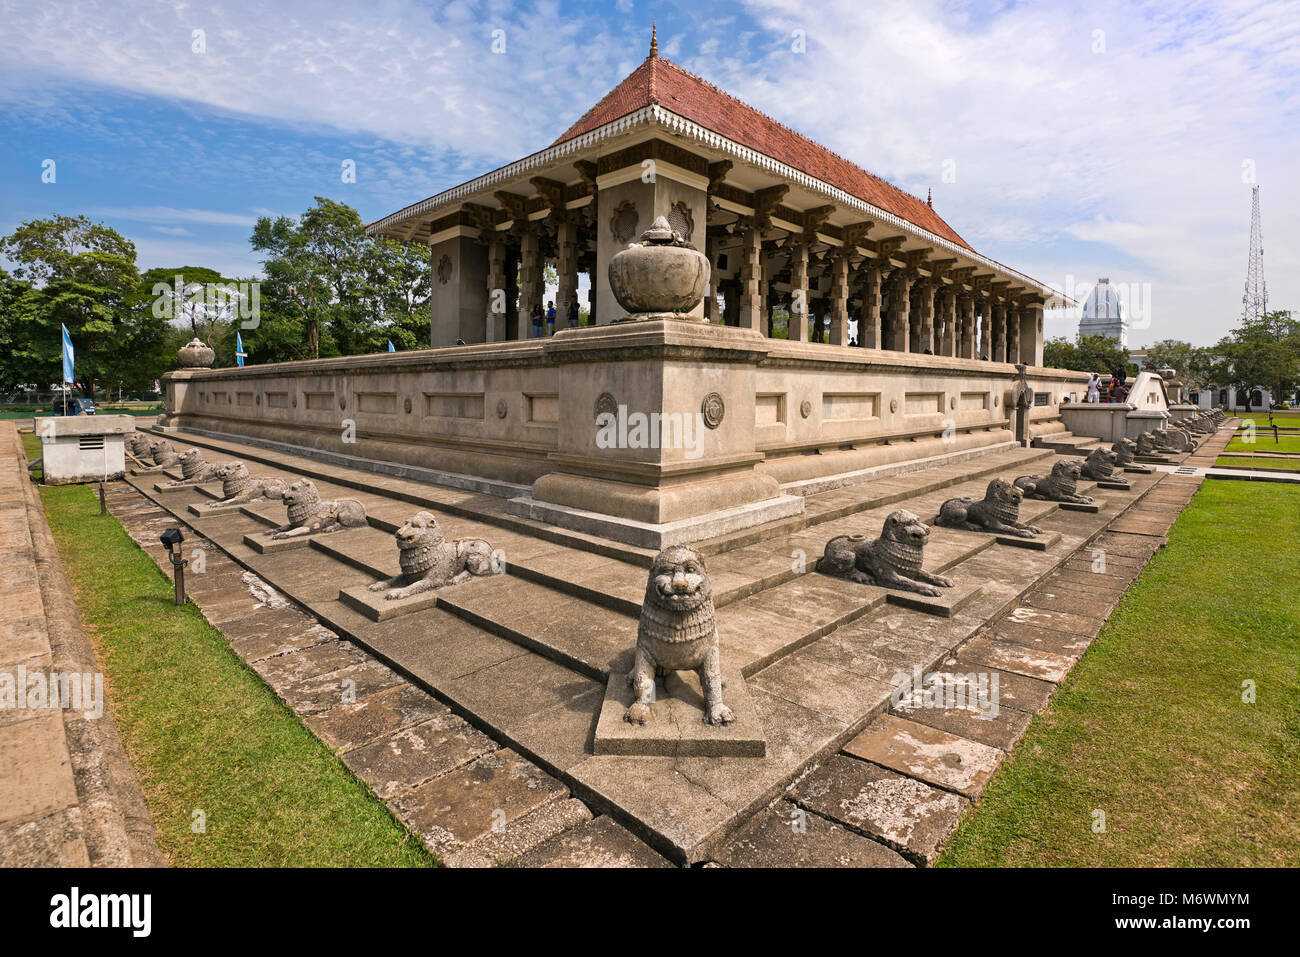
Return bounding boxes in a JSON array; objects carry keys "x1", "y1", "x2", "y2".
[{"x1": 0, "y1": 422, "x2": 164, "y2": 866}]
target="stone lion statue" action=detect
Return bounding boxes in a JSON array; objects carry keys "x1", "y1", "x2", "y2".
[
  {"x1": 1112, "y1": 436, "x2": 1138, "y2": 466},
  {"x1": 1014, "y1": 459, "x2": 1094, "y2": 504},
  {"x1": 268, "y1": 480, "x2": 367, "y2": 540},
  {"x1": 819, "y1": 509, "x2": 955, "y2": 597},
  {"x1": 625, "y1": 545, "x2": 733, "y2": 727},
  {"x1": 158, "y1": 447, "x2": 220, "y2": 487},
  {"x1": 126, "y1": 433, "x2": 152, "y2": 460},
  {"x1": 1134, "y1": 431, "x2": 1167, "y2": 456},
  {"x1": 201, "y1": 462, "x2": 287, "y2": 510},
  {"x1": 1080, "y1": 447, "x2": 1130, "y2": 487},
  {"x1": 146, "y1": 439, "x2": 180, "y2": 468},
  {"x1": 366, "y1": 511, "x2": 499, "y2": 600},
  {"x1": 936, "y1": 478, "x2": 1042, "y2": 538}
]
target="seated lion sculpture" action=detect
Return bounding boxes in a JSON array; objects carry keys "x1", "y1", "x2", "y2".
[
  {"x1": 1134, "y1": 431, "x2": 1167, "y2": 456},
  {"x1": 367, "y1": 511, "x2": 499, "y2": 600},
  {"x1": 936, "y1": 478, "x2": 1042, "y2": 538},
  {"x1": 201, "y1": 462, "x2": 287, "y2": 510},
  {"x1": 1080, "y1": 447, "x2": 1130, "y2": 487},
  {"x1": 268, "y1": 480, "x2": 367, "y2": 540},
  {"x1": 146, "y1": 439, "x2": 180, "y2": 468},
  {"x1": 1112, "y1": 436, "x2": 1138, "y2": 466},
  {"x1": 126, "y1": 433, "x2": 152, "y2": 460},
  {"x1": 1014, "y1": 459, "x2": 1094, "y2": 504},
  {"x1": 625, "y1": 545, "x2": 733, "y2": 727},
  {"x1": 158, "y1": 447, "x2": 219, "y2": 487},
  {"x1": 820, "y1": 509, "x2": 954, "y2": 597}
]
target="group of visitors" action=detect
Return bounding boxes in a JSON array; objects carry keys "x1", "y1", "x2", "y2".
[
  {"x1": 529, "y1": 299, "x2": 582, "y2": 338},
  {"x1": 1084, "y1": 366, "x2": 1130, "y2": 403}
]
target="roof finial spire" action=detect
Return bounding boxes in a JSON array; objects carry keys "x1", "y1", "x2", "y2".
[
  {"x1": 926, "y1": 187, "x2": 933, "y2": 208},
  {"x1": 649, "y1": 23, "x2": 658, "y2": 58}
]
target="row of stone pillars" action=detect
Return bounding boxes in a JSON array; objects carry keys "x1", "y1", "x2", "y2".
[
  {"x1": 483, "y1": 225, "x2": 598, "y2": 342},
  {"x1": 705, "y1": 237, "x2": 1035, "y2": 364}
]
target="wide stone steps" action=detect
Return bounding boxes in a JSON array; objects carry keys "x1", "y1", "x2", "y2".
[{"x1": 1032, "y1": 430, "x2": 1106, "y2": 454}]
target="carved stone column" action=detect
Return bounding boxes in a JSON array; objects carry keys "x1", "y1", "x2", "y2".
[
  {"x1": 959, "y1": 294, "x2": 976, "y2": 359},
  {"x1": 555, "y1": 219, "x2": 578, "y2": 336},
  {"x1": 915, "y1": 279, "x2": 935, "y2": 353},
  {"x1": 486, "y1": 237, "x2": 507, "y2": 343},
  {"x1": 939, "y1": 287, "x2": 958, "y2": 356},
  {"x1": 885, "y1": 271, "x2": 913, "y2": 352},
  {"x1": 829, "y1": 251, "x2": 850, "y2": 346},
  {"x1": 859, "y1": 262, "x2": 883, "y2": 349},
  {"x1": 1006, "y1": 303, "x2": 1022, "y2": 366},
  {"x1": 517, "y1": 225, "x2": 541, "y2": 340},
  {"x1": 978, "y1": 297, "x2": 992, "y2": 359},
  {"x1": 990, "y1": 299, "x2": 1006, "y2": 362},
  {"x1": 738, "y1": 222, "x2": 764, "y2": 332},
  {"x1": 788, "y1": 241, "x2": 809, "y2": 342}
]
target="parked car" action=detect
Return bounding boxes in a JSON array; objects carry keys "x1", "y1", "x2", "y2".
[{"x1": 50, "y1": 396, "x2": 95, "y2": 416}]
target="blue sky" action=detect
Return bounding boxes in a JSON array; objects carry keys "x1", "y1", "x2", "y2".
[{"x1": 1, "y1": 0, "x2": 1297, "y2": 345}]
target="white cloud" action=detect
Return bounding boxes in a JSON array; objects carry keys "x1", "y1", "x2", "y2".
[
  {"x1": 89, "y1": 205, "x2": 259, "y2": 227},
  {"x1": 3, "y1": 0, "x2": 1297, "y2": 344}
]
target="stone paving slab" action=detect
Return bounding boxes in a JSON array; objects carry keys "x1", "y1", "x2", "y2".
[
  {"x1": 389, "y1": 749, "x2": 568, "y2": 860},
  {"x1": 341, "y1": 713, "x2": 498, "y2": 799},
  {"x1": 513, "y1": 813, "x2": 675, "y2": 868},
  {"x1": 957, "y1": 635, "x2": 1078, "y2": 683},
  {"x1": 711, "y1": 799, "x2": 911, "y2": 868},
  {"x1": 448, "y1": 797, "x2": 594, "y2": 868},
  {"x1": 790, "y1": 754, "x2": 967, "y2": 865},
  {"x1": 842, "y1": 714, "x2": 1005, "y2": 798}
]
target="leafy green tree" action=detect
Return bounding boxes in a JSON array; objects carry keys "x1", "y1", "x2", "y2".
[
  {"x1": 1043, "y1": 333, "x2": 1135, "y2": 377},
  {"x1": 0, "y1": 214, "x2": 141, "y2": 397},
  {"x1": 1213, "y1": 310, "x2": 1299, "y2": 410},
  {"x1": 249, "y1": 197, "x2": 429, "y2": 361}
]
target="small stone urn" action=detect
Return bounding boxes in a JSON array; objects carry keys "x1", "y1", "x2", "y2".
[
  {"x1": 177, "y1": 337, "x2": 215, "y2": 369},
  {"x1": 608, "y1": 216, "x2": 710, "y2": 319}
]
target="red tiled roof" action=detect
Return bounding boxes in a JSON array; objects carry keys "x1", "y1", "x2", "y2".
[{"x1": 553, "y1": 54, "x2": 971, "y2": 250}]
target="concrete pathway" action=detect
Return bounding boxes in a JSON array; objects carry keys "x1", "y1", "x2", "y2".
[{"x1": 0, "y1": 422, "x2": 164, "y2": 866}]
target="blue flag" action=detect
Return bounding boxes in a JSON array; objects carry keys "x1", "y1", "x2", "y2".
[
  {"x1": 61, "y1": 324, "x2": 74, "y2": 384},
  {"x1": 236, "y1": 331, "x2": 247, "y2": 368},
  {"x1": 387, "y1": 340, "x2": 396, "y2": 353}
]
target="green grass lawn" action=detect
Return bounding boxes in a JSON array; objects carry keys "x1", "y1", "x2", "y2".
[
  {"x1": 1225, "y1": 432, "x2": 1300, "y2": 454},
  {"x1": 938, "y1": 479, "x2": 1300, "y2": 866},
  {"x1": 1214, "y1": 456, "x2": 1300, "y2": 472},
  {"x1": 21, "y1": 432, "x2": 435, "y2": 867}
]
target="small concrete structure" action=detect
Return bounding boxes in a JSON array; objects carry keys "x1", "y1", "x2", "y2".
[
  {"x1": 35, "y1": 414, "x2": 134, "y2": 485},
  {"x1": 1059, "y1": 370, "x2": 1171, "y2": 443}
]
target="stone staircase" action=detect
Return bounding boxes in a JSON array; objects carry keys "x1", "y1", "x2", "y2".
[{"x1": 118, "y1": 423, "x2": 1168, "y2": 864}]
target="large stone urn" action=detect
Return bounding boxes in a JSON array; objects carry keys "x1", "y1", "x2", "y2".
[
  {"x1": 177, "y1": 337, "x2": 215, "y2": 369},
  {"x1": 608, "y1": 216, "x2": 709, "y2": 319}
]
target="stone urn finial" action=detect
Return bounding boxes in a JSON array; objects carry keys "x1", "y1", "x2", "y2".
[
  {"x1": 178, "y1": 337, "x2": 215, "y2": 369},
  {"x1": 608, "y1": 215, "x2": 710, "y2": 320}
]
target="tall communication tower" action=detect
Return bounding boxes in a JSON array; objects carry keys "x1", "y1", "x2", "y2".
[{"x1": 1242, "y1": 185, "x2": 1268, "y2": 322}]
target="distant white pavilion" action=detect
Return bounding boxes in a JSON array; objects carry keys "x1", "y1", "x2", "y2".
[{"x1": 1077, "y1": 278, "x2": 1129, "y2": 347}]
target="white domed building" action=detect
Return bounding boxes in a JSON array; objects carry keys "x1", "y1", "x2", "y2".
[{"x1": 1077, "y1": 278, "x2": 1129, "y2": 347}]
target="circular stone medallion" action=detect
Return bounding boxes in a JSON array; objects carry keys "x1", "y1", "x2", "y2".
[
  {"x1": 595, "y1": 392, "x2": 618, "y2": 421},
  {"x1": 890, "y1": 398, "x2": 899, "y2": 414},
  {"x1": 496, "y1": 399, "x2": 508, "y2": 419},
  {"x1": 701, "y1": 392, "x2": 725, "y2": 429},
  {"x1": 799, "y1": 399, "x2": 812, "y2": 419}
]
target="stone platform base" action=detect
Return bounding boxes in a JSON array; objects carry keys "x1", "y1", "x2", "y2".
[
  {"x1": 507, "y1": 493, "x2": 806, "y2": 550},
  {"x1": 339, "y1": 582, "x2": 441, "y2": 622},
  {"x1": 593, "y1": 667, "x2": 766, "y2": 758}
]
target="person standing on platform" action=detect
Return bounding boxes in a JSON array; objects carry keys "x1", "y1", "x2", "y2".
[
  {"x1": 530, "y1": 303, "x2": 543, "y2": 339},
  {"x1": 546, "y1": 300, "x2": 556, "y2": 337},
  {"x1": 568, "y1": 299, "x2": 579, "y2": 329}
]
